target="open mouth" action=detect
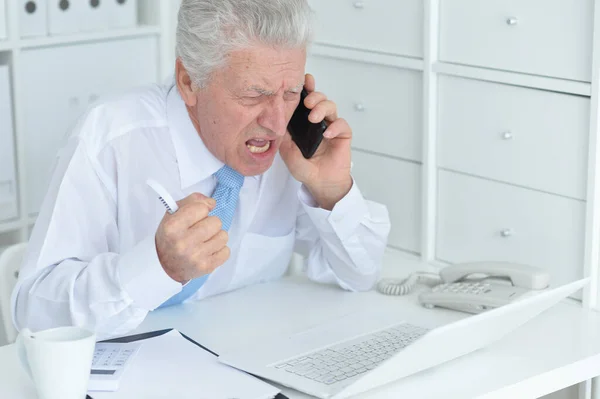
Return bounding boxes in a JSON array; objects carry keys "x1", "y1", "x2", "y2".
[{"x1": 246, "y1": 139, "x2": 271, "y2": 154}]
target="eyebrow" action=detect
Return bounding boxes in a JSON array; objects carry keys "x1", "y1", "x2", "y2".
[
  {"x1": 244, "y1": 82, "x2": 304, "y2": 96},
  {"x1": 289, "y1": 82, "x2": 305, "y2": 93}
]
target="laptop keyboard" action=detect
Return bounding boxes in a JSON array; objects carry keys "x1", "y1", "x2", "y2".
[{"x1": 272, "y1": 323, "x2": 429, "y2": 385}]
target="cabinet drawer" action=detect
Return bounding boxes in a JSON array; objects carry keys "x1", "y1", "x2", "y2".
[
  {"x1": 352, "y1": 151, "x2": 421, "y2": 253},
  {"x1": 307, "y1": 55, "x2": 422, "y2": 161},
  {"x1": 437, "y1": 170, "x2": 585, "y2": 290},
  {"x1": 438, "y1": 76, "x2": 589, "y2": 200},
  {"x1": 307, "y1": 0, "x2": 423, "y2": 58},
  {"x1": 20, "y1": 37, "x2": 158, "y2": 215},
  {"x1": 0, "y1": 65, "x2": 18, "y2": 222},
  {"x1": 439, "y1": 0, "x2": 593, "y2": 81}
]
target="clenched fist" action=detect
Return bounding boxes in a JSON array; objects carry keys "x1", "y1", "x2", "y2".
[{"x1": 155, "y1": 193, "x2": 230, "y2": 283}]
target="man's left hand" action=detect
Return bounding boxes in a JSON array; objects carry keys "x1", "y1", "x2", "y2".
[{"x1": 279, "y1": 74, "x2": 353, "y2": 211}]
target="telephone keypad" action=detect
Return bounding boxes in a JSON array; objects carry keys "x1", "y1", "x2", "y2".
[{"x1": 433, "y1": 282, "x2": 491, "y2": 295}]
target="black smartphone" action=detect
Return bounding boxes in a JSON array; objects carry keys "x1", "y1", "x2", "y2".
[{"x1": 287, "y1": 88, "x2": 327, "y2": 159}]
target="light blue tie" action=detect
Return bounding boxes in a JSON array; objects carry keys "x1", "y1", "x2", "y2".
[{"x1": 158, "y1": 165, "x2": 244, "y2": 308}]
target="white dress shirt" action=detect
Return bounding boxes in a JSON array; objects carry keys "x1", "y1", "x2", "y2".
[{"x1": 11, "y1": 82, "x2": 391, "y2": 339}]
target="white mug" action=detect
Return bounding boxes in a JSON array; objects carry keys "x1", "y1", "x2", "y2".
[{"x1": 17, "y1": 326, "x2": 96, "y2": 399}]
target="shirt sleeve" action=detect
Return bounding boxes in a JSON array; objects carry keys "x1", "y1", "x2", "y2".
[
  {"x1": 11, "y1": 135, "x2": 181, "y2": 341},
  {"x1": 294, "y1": 178, "x2": 391, "y2": 291}
]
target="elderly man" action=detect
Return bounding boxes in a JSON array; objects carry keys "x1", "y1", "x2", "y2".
[{"x1": 12, "y1": 0, "x2": 390, "y2": 339}]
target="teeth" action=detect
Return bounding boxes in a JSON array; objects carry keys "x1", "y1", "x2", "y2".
[{"x1": 247, "y1": 141, "x2": 270, "y2": 154}]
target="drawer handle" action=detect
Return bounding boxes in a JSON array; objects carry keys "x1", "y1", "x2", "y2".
[
  {"x1": 353, "y1": 1, "x2": 365, "y2": 9},
  {"x1": 502, "y1": 131, "x2": 513, "y2": 140},
  {"x1": 354, "y1": 103, "x2": 366, "y2": 112},
  {"x1": 500, "y1": 229, "x2": 514, "y2": 238},
  {"x1": 506, "y1": 17, "x2": 519, "y2": 26},
  {"x1": 25, "y1": 1, "x2": 37, "y2": 14}
]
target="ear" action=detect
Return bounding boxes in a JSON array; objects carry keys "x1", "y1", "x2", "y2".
[{"x1": 176, "y1": 58, "x2": 198, "y2": 107}]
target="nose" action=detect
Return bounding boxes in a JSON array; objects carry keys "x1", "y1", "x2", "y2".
[{"x1": 257, "y1": 96, "x2": 287, "y2": 137}]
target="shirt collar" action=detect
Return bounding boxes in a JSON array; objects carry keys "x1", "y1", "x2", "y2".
[{"x1": 166, "y1": 84, "x2": 224, "y2": 189}]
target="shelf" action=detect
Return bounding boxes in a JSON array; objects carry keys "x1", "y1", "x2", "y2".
[
  {"x1": 352, "y1": 147, "x2": 422, "y2": 166},
  {"x1": 0, "y1": 41, "x2": 14, "y2": 52},
  {"x1": 0, "y1": 220, "x2": 24, "y2": 235},
  {"x1": 17, "y1": 26, "x2": 162, "y2": 50},
  {"x1": 433, "y1": 62, "x2": 592, "y2": 97},
  {"x1": 309, "y1": 43, "x2": 424, "y2": 71},
  {"x1": 0, "y1": 217, "x2": 38, "y2": 234}
]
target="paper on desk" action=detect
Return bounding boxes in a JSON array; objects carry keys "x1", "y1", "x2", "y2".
[{"x1": 90, "y1": 330, "x2": 280, "y2": 399}]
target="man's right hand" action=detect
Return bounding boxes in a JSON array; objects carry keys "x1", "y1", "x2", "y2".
[{"x1": 155, "y1": 193, "x2": 230, "y2": 284}]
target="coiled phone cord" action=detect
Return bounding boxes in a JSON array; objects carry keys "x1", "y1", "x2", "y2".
[{"x1": 376, "y1": 272, "x2": 443, "y2": 296}]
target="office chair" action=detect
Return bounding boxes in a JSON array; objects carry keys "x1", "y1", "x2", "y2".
[{"x1": 0, "y1": 242, "x2": 27, "y2": 344}]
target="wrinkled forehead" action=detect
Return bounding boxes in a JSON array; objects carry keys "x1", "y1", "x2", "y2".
[{"x1": 219, "y1": 45, "x2": 307, "y2": 93}]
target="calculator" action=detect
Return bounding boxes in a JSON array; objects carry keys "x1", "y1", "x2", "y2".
[{"x1": 89, "y1": 342, "x2": 142, "y2": 391}]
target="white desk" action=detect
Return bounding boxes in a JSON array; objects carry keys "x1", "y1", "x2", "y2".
[{"x1": 1, "y1": 249, "x2": 600, "y2": 398}]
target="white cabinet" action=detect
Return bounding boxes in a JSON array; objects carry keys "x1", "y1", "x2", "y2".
[
  {"x1": 437, "y1": 170, "x2": 585, "y2": 292},
  {"x1": 307, "y1": 0, "x2": 600, "y2": 315},
  {"x1": 307, "y1": 0, "x2": 423, "y2": 58},
  {"x1": 307, "y1": 55, "x2": 423, "y2": 161},
  {"x1": 0, "y1": 66, "x2": 18, "y2": 222},
  {"x1": 439, "y1": 0, "x2": 594, "y2": 81},
  {"x1": 438, "y1": 76, "x2": 590, "y2": 200},
  {"x1": 20, "y1": 37, "x2": 158, "y2": 215},
  {"x1": 351, "y1": 151, "x2": 421, "y2": 253}
]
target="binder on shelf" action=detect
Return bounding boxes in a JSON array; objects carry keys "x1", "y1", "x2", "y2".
[
  {"x1": 19, "y1": 0, "x2": 48, "y2": 38},
  {"x1": 106, "y1": 0, "x2": 137, "y2": 29},
  {"x1": 0, "y1": 0, "x2": 7, "y2": 40},
  {"x1": 0, "y1": 66, "x2": 18, "y2": 222},
  {"x1": 81, "y1": 0, "x2": 110, "y2": 33},
  {"x1": 47, "y1": 0, "x2": 81, "y2": 35}
]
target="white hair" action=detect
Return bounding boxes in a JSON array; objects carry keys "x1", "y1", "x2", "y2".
[{"x1": 176, "y1": 0, "x2": 314, "y2": 88}]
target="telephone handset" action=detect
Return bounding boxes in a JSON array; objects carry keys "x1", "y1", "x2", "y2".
[
  {"x1": 287, "y1": 88, "x2": 326, "y2": 159},
  {"x1": 377, "y1": 261, "x2": 551, "y2": 314}
]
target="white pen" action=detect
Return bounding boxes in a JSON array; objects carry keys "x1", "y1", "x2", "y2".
[{"x1": 146, "y1": 179, "x2": 179, "y2": 214}]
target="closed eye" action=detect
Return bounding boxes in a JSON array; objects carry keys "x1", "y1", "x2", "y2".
[
  {"x1": 240, "y1": 95, "x2": 265, "y2": 105},
  {"x1": 284, "y1": 91, "x2": 301, "y2": 101}
]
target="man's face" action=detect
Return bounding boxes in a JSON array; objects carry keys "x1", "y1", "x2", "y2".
[{"x1": 180, "y1": 44, "x2": 307, "y2": 176}]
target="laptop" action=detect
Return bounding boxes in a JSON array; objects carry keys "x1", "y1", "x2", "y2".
[{"x1": 218, "y1": 278, "x2": 588, "y2": 399}]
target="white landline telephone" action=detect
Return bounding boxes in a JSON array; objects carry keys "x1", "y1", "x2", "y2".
[{"x1": 377, "y1": 261, "x2": 551, "y2": 314}]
